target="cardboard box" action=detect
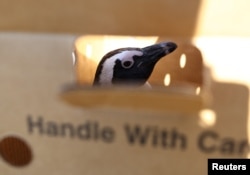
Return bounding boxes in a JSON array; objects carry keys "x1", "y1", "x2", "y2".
[{"x1": 0, "y1": 33, "x2": 249, "y2": 175}]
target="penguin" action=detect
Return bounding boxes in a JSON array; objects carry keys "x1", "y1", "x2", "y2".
[{"x1": 93, "y1": 42, "x2": 177, "y2": 86}]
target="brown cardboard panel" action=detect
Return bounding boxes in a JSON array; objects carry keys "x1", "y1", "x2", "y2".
[
  {"x1": 0, "y1": 33, "x2": 249, "y2": 175},
  {"x1": 0, "y1": 0, "x2": 201, "y2": 36},
  {"x1": 61, "y1": 86, "x2": 203, "y2": 114},
  {"x1": 1, "y1": 0, "x2": 250, "y2": 37}
]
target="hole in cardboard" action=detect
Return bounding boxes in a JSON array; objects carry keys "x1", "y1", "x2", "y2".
[
  {"x1": 73, "y1": 36, "x2": 204, "y2": 88},
  {"x1": 0, "y1": 136, "x2": 32, "y2": 167},
  {"x1": 60, "y1": 35, "x2": 206, "y2": 113},
  {"x1": 179, "y1": 53, "x2": 187, "y2": 69},
  {"x1": 72, "y1": 51, "x2": 77, "y2": 66},
  {"x1": 198, "y1": 109, "x2": 217, "y2": 127},
  {"x1": 196, "y1": 86, "x2": 201, "y2": 95},
  {"x1": 164, "y1": 73, "x2": 171, "y2": 86}
]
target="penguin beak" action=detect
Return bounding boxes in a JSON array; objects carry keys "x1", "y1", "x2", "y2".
[{"x1": 141, "y1": 42, "x2": 177, "y2": 65}]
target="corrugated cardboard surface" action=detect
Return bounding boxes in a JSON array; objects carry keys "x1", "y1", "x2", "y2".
[
  {"x1": 0, "y1": 33, "x2": 249, "y2": 175},
  {"x1": 1, "y1": 0, "x2": 250, "y2": 37}
]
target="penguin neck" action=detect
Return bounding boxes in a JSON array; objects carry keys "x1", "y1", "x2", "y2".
[{"x1": 142, "y1": 81, "x2": 152, "y2": 88}]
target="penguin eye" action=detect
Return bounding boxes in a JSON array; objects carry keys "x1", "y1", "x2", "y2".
[{"x1": 121, "y1": 60, "x2": 134, "y2": 69}]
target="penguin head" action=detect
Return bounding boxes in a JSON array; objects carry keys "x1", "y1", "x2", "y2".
[{"x1": 93, "y1": 42, "x2": 177, "y2": 86}]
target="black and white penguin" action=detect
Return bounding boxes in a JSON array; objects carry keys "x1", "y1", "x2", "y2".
[{"x1": 93, "y1": 42, "x2": 177, "y2": 86}]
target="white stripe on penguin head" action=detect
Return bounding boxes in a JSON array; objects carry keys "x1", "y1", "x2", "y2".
[{"x1": 99, "y1": 50, "x2": 143, "y2": 85}]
